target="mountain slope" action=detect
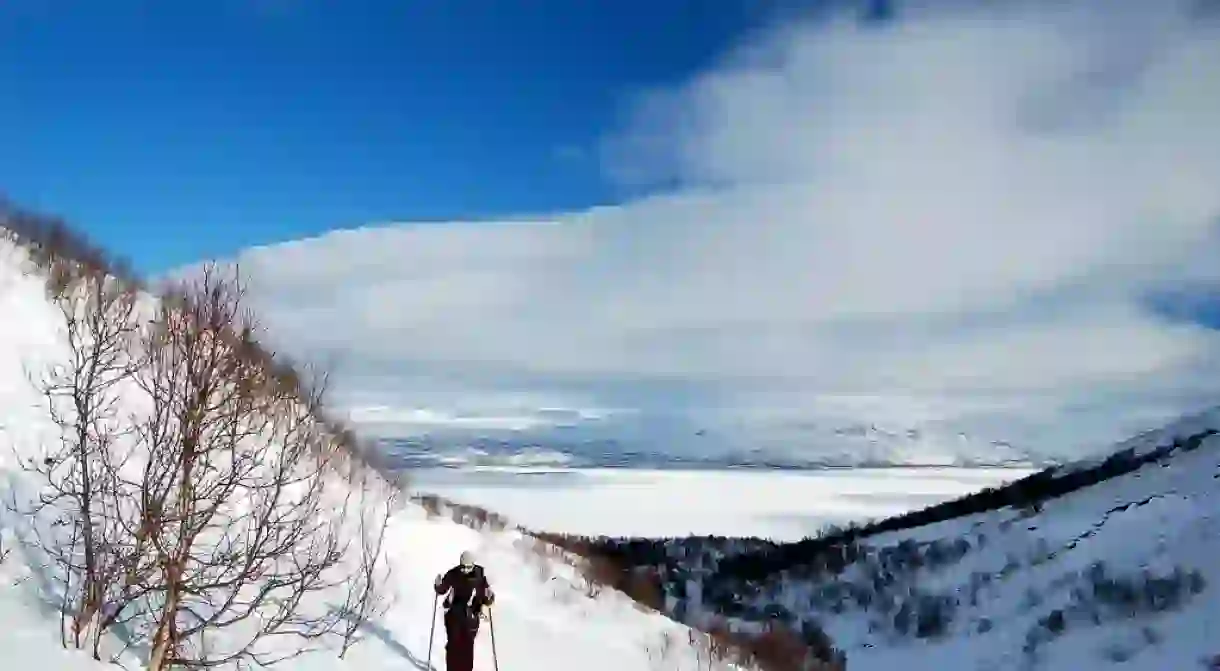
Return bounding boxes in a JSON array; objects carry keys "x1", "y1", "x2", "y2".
[
  {"x1": 827, "y1": 419, "x2": 1220, "y2": 670},
  {"x1": 566, "y1": 411, "x2": 1220, "y2": 670},
  {"x1": 0, "y1": 229, "x2": 744, "y2": 671}
]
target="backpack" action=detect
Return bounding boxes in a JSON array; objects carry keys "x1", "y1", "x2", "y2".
[{"x1": 443, "y1": 564, "x2": 487, "y2": 613}]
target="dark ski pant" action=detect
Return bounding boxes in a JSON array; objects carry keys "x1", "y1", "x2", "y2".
[{"x1": 444, "y1": 610, "x2": 480, "y2": 671}]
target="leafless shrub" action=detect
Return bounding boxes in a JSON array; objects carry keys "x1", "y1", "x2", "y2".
[
  {"x1": 0, "y1": 197, "x2": 137, "y2": 286},
  {"x1": 523, "y1": 540, "x2": 555, "y2": 583},
  {"x1": 2, "y1": 204, "x2": 409, "y2": 668},
  {"x1": 454, "y1": 501, "x2": 509, "y2": 531},
  {"x1": 745, "y1": 624, "x2": 845, "y2": 671},
  {"x1": 582, "y1": 555, "x2": 625, "y2": 598},
  {"x1": 409, "y1": 492, "x2": 515, "y2": 533},
  {"x1": 688, "y1": 619, "x2": 846, "y2": 671},
  {"x1": 9, "y1": 266, "x2": 141, "y2": 656},
  {"x1": 701, "y1": 620, "x2": 740, "y2": 666},
  {"x1": 645, "y1": 628, "x2": 679, "y2": 670},
  {"x1": 416, "y1": 494, "x2": 444, "y2": 518},
  {"x1": 626, "y1": 568, "x2": 666, "y2": 613},
  {"x1": 336, "y1": 467, "x2": 400, "y2": 658},
  {"x1": 583, "y1": 575, "x2": 604, "y2": 599},
  {"x1": 115, "y1": 264, "x2": 354, "y2": 670},
  {"x1": 527, "y1": 530, "x2": 849, "y2": 671}
]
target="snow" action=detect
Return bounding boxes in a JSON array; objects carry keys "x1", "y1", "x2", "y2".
[
  {"x1": 408, "y1": 467, "x2": 1033, "y2": 540},
  {"x1": 0, "y1": 234, "x2": 740, "y2": 671},
  {"x1": 3, "y1": 230, "x2": 1217, "y2": 671},
  {"x1": 0, "y1": 504, "x2": 732, "y2": 671},
  {"x1": 641, "y1": 418, "x2": 1220, "y2": 670},
  {"x1": 0, "y1": 585, "x2": 107, "y2": 671},
  {"x1": 851, "y1": 441, "x2": 1220, "y2": 671},
  {"x1": 287, "y1": 506, "x2": 735, "y2": 671}
]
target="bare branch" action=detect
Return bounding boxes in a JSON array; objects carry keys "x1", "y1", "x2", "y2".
[
  {"x1": 128, "y1": 264, "x2": 363, "y2": 671},
  {"x1": 3, "y1": 213, "x2": 402, "y2": 669},
  {"x1": 336, "y1": 466, "x2": 400, "y2": 658},
  {"x1": 11, "y1": 263, "x2": 141, "y2": 654}
]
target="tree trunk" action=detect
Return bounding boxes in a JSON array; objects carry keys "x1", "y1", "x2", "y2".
[{"x1": 148, "y1": 576, "x2": 181, "y2": 671}]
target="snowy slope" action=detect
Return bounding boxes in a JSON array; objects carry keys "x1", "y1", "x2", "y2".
[
  {"x1": 0, "y1": 233, "x2": 740, "y2": 671},
  {"x1": 828, "y1": 426, "x2": 1220, "y2": 670},
  {"x1": 607, "y1": 411, "x2": 1220, "y2": 670}
]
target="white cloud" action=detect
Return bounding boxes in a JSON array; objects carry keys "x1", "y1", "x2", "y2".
[{"x1": 228, "y1": 0, "x2": 1220, "y2": 460}]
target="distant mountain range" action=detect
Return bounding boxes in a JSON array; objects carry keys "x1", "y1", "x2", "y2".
[{"x1": 371, "y1": 421, "x2": 1055, "y2": 470}]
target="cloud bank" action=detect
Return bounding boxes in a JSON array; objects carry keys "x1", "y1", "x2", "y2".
[{"x1": 227, "y1": 0, "x2": 1220, "y2": 462}]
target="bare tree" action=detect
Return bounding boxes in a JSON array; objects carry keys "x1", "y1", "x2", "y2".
[
  {"x1": 13, "y1": 264, "x2": 141, "y2": 653},
  {"x1": 121, "y1": 264, "x2": 353, "y2": 670},
  {"x1": 1, "y1": 198, "x2": 135, "y2": 285},
  {"x1": 336, "y1": 464, "x2": 399, "y2": 658},
  {"x1": 3, "y1": 223, "x2": 398, "y2": 667}
]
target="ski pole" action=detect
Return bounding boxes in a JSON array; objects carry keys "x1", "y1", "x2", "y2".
[
  {"x1": 489, "y1": 607, "x2": 500, "y2": 671},
  {"x1": 426, "y1": 592, "x2": 439, "y2": 668}
]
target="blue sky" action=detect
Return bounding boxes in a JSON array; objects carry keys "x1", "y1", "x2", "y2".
[
  {"x1": 0, "y1": 0, "x2": 803, "y2": 274},
  {"x1": 5, "y1": 0, "x2": 1220, "y2": 462}
]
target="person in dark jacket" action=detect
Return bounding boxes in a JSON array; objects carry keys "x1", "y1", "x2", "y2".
[{"x1": 434, "y1": 551, "x2": 495, "y2": 671}]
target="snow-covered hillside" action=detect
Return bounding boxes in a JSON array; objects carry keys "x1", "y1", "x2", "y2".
[
  {"x1": 0, "y1": 230, "x2": 758, "y2": 671},
  {"x1": 576, "y1": 413, "x2": 1220, "y2": 670},
  {"x1": 6, "y1": 220, "x2": 1217, "y2": 671},
  {"x1": 815, "y1": 419, "x2": 1219, "y2": 670}
]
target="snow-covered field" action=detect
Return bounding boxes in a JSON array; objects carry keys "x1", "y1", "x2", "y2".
[{"x1": 407, "y1": 467, "x2": 1033, "y2": 540}]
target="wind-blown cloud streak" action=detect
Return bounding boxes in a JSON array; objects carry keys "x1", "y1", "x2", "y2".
[{"x1": 224, "y1": 0, "x2": 1220, "y2": 463}]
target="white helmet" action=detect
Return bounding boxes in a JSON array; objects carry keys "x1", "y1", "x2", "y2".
[{"x1": 459, "y1": 550, "x2": 475, "y2": 568}]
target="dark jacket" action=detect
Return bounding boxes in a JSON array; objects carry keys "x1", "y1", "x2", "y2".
[{"x1": 435, "y1": 564, "x2": 495, "y2": 617}]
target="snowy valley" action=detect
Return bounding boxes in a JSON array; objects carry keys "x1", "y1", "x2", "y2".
[{"x1": 0, "y1": 215, "x2": 1217, "y2": 671}]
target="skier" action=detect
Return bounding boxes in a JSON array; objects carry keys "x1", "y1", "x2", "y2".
[{"x1": 433, "y1": 550, "x2": 496, "y2": 671}]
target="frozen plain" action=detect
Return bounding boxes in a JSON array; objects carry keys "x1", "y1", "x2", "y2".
[{"x1": 407, "y1": 466, "x2": 1034, "y2": 540}]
